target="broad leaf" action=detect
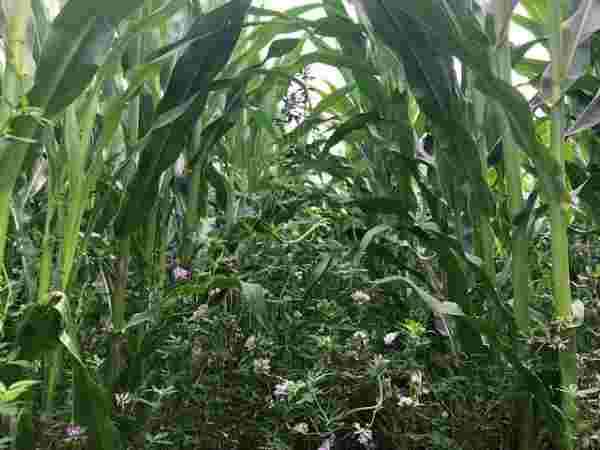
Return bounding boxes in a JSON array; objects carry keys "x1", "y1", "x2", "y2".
[
  {"x1": 541, "y1": 0, "x2": 600, "y2": 98},
  {"x1": 16, "y1": 304, "x2": 63, "y2": 361},
  {"x1": 354, "y1": 0, "x2": 566, "y2": 206},
  {"x1": 28, "y1": 0, "x2": 147, "y2": 116},
  {"x1": 354, "y1": 224, "x2": 390, "y2": 266},
  {"x1": 0, "y1": 0, "x2": 146, "y2": 193},
  {"x1": 241, "y1": 281, "x2": 267, "y2": 328},
  {"x1": 565, "y1": 89, "x2": 600, "y2": 136},
  {"x1": 265, "y1": 38, "x2": 302, "y2": 61},
  {"x1": 305, "y1": 253, "x2": 334, "y2": 297},
  {"x1": 373, "y1": 274, "x2": 465, "y2": 317},
  {"x1": 325, "y1": 111, "x2": 381, "y2": 151},
  {"x1": 116, "y1": 0, "x2": 252, "y2": 237}
]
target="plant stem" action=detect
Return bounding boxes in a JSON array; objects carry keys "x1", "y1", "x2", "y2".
[
  {"x1": 492, "y1": 9, "x2": 535, "y2": 446},
  {"x1": 0, "y1": 0, "x2": 32, "y2": 279},
  {"x1": 549, "y1": 1, "x2": 577, "y2": 448},
  {"x1": 0, "y1": 0, "x2": 31, "y2": 128},
  {"x1": 496, "y1": 46, "x2": 530, "y2": 332}
]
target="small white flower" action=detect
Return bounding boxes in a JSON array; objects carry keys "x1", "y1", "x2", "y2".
[
  {"x1": 316, "y1": 335, "x2": 333, "y2": 349},
  {"x1": 384, "y1": 331, "x2": 399, "y2": 346},
  {"x1": 245, "y1": 335, "x2": 257, "y2": 351},
  {"x1": 208, "y1": 287, "x2": 222, "y2": 297},
  {"x1": 353, "y1": 423, "x2": 373, "y2": 446},
  {"x1": 253, "y1": 357, "x2": 271, "y2": 375},
  {"x1": 397, "y1": 394, "x2": 415, "y2": 407},
  {"x1": 410, "y1": 370, "x2": 423, "y2": 386},
  {"x1": 409, "y1": 370, "x2": 423, "y2": 399},
  {"x1": 441, "y1": 410, "x2": 449, "y2": 419},
  {"x1": 191, "y1": 304, "x2": 209, "y2": 320},
  {"x1": 317, "y1": 437, "x2": 333, "y2": 450},
  {"x1": 292, "y1": 422, "x2": 309, "y2": 434},
  {"x1": 351, "y1": 330, "x2": 370, "y2": 350},
  {"x1": 351, "y1": 290, "x2": 371, "y2": 305},
  {"x1": 273, "y1": 381, "x2": 289, "y2": 400},
  {"x1": 371, "y1": 353, "x2": 390, "y2": 369},
  {"x1": 115, "y1": 392, "x2": 132, "y2": 410}
]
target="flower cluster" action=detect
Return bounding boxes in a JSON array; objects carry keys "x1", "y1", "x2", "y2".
[
  {"x1": 245, "y1": 335, "x2": 257, "y2": 351},
  {"x1": 273, "y1": 381, "x2": 289, "y2": 400},
  {"x1": 351, "y1": 330, "x2": 370, "y2": 350},
  {"x1": 65, "y1": 424, "x2": 85, "y2": 443},
  {"x1": 383, "y1": 331, "x2": 399, "y2": 346},
  {"x1": 353, "y1": 423, "x2": 374, "y2": 448},
  {"x1": 254, "y1": 357, "x2": 271, "y2": 375},
  {"x1": 191, "y1": 304, "x2": 209, "y2": 321},
  {"x1": 115, "y1": 392, "x2": 133, "y2": 411},
  {"x1": 370, "y1": 353, "x2": 390, "y2": 370},
  {"x1": 172, "y1": 265, "x2": 191, "y2": 281},
  {"x1": 351, "y1": 289, "x2": 371, "y2": 305},
  {"x1": 272, "y1": 379, "x2": 306, "y2": 401},
  {"x1": 292, "y1": 422, "x2": 309, "y2": 434}
]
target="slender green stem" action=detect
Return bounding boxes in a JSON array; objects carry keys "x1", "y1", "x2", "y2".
[
  {"x1": 492, "y1": 10, "x2": 535, "y2": 447},
  {"x1": 0, "y1": 192, "x2": 10, "y2": 281},
  {"x1": 549, "y1": 1, "x2": 577, "y2": 448},
  {"x1": 496, "y1": 45, "x2": 530, "y2": 332},
  {"x1": 0, "y1": 1, "x2": 33, "y2": 280},
  {"x1": 37, "y1": 201, "x2": 56, "y2": 304},
  {"x1": 0, "y1": 0, "x2": 31, "y2": 129},
  {"x1": 468, "y1": 74, "x2": 496, "y2": 284},
  {"x1": 112, "y1": 238, "x2": 130, "y2": 331}
]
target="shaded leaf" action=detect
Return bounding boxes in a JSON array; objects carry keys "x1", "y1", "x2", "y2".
[
  {"x1": 305, "y1": 253, "x2": 334, "y2": 296},
  {"x1": 16, "y1": 304, "x2": 63, "y2": 361},
  {"x1": 372, "y1": 274, "x2": 465, "y2": 317},
  {"x1": 354, "y1": 224, "x2": 390, "y2": 266},
  {"x1": 565, "y1": 89, "x2": 600, "y2": 136},
  {"x1": 325, "y1": 111, "x2": 381, "y2": 150},
  {"x1": 28, "y1": 0, "x2": 148, "y2": 116},
  {"x1": 116, "y1": 0, "x2": 252, "y2": 237},
  {"x1": 265, "y1": 38, "x2": 302, "y2": 61},
  {"x1": 541, "y1": 0, "x2": 600, "y2": 98},
  {"x1": 241, "y1": 282, "x2": 267, "y2": 327}
]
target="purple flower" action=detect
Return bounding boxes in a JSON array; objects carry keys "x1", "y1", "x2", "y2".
[
  {"x1": 172, "y1": 266, "x2": 191, "y2": 281},
  {"x1": 65, "y1": 424, "x2": 84, "y2": 441}
]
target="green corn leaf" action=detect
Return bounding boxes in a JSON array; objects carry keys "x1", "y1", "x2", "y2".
[
  {"x1": 354, "y1": 224, "x2": 390, "y2": 266},
  {"x1": 325, "y1": 111, "x2": 381, "y2": 151},
  {"x1": 28, "y1": 0, "x2": 148, "y2": 117},
  {"x1": 0, "y1": 380, "x2": 39, "y2": 403},
  {"x1": 115, "y1": 0, "x2": 252, "y2": 237},
  {"x1": 355, "y1": 0, "x2": 566, "y2": 207},
  {"x1": 305, "y1": 253, "x2": 334, "y2": 297},
  {"x1": 16, "y1": 304, "x2": 63, "y2": 361},
  {"x1": 72, "y1": 363, "x2": 119, "y2": 450},
  {"x1": 373, "y1": 274, "x2": 465, "y2": 317},
  {"x1": 241, "y1": 281, "x2": 267, "y2": 328},
  {"x1": 512, "y1": 38, "x2": 547, "y2": 66},
  {"x1": 565, "y1": 90, "x2": 600, "y2": 136},
  {"x1": 265, "y1": 38, "x2": 303, "y2": 61},
  {"x1": 0, "y1": 0, "x2": 147, "y2": 195}
]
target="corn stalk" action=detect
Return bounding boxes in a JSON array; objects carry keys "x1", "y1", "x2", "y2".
[{"x1": 548, "y1": 1, "x2": 577, "y2": 447}]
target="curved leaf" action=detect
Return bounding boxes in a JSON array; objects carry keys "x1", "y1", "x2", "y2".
[
  {"x1": 116, "y1": 0, "x2": 252, "y2": 237},
  {"x1": 353, "y1": 224, "x2": 390, "y2": 266},
  {"x1": 325, "y1": 111, "x2": 381, "y2": 150},
  {"x1": 28, "y1": 0, "x2": 147, "y2": 116},
  {"x1": 373, "y1": 274, "x2": 465, "y2": 317},
  {"x1": 265, "y1": 38, "x2": 302, "y2": 61}
]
